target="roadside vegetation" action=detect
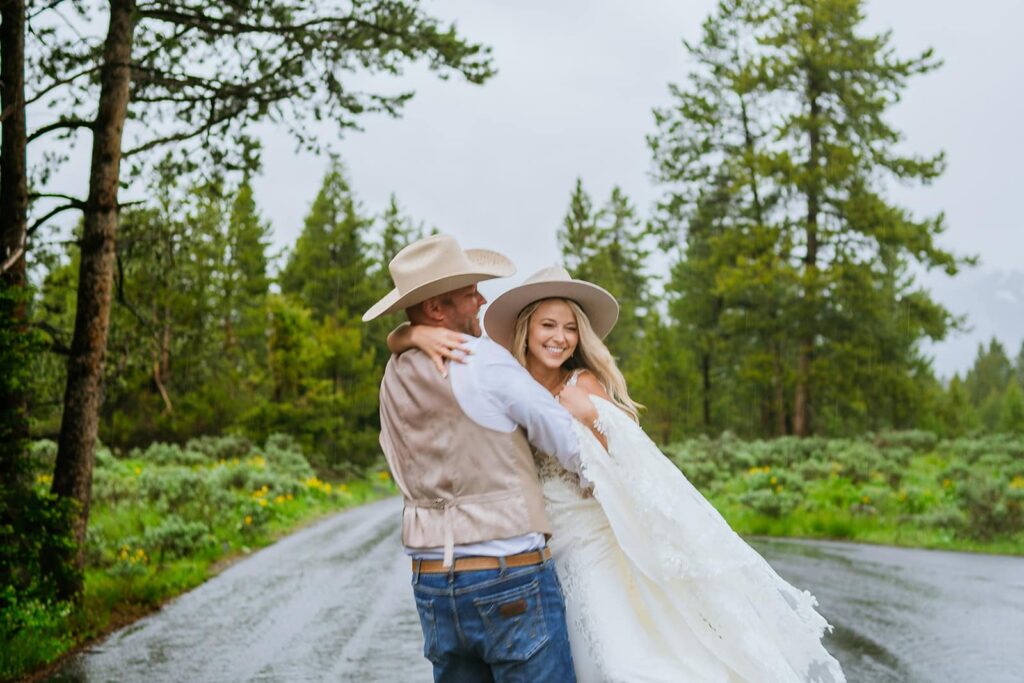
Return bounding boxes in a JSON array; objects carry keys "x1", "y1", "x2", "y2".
[
  {"x1": 668, "y1": 431, "x2": 1024, "y2": 555},
  {"x1": 1, "y1": 435, "x2": 395, "y2": 680}
]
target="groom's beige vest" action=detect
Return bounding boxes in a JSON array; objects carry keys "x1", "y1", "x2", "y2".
[{"x1": 378, "y1": 349, "x2": 551, "y2": 566}]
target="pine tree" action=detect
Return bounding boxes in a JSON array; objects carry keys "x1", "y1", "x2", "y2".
[
  {"x1": 379, "y1": 195, "x2": 422, "y2": 267},
  {"x1": 1000, "y1": 380, "x2": 1024, "y2": 434},
  {"x1": 557, "y1": 180, "x2": 651, "y2": 368},
  {"x1": 649, "y1": 0, "x2": 966, "y2": 437},
  {"x1": 280, "y1": 162, "x2": 375, "y2": 321},
  {"x1": 1015, "y1": 340, "x2": 1024, "y2": 390},
  {"x1": 559, "y1": 179, "x2": 600, "y2": 278},
  {"x1": 222, "y1": 178, "x2": 272, "y2": 361},
  {"x1": 964, "y1": 339, "x2": 1013, "y2": 409},
  {"x1": 935, "y1": 374, "x2": 977, "y2": 437}
]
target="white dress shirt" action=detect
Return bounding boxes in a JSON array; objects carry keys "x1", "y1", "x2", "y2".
[{"x1": 407, "y1": 335, "x2": 582, "y2": 560}]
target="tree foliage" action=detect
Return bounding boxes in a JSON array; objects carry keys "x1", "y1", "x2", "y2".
[
  {"x1": 648, "y1": 0, "x2": 968, "y2": 436},
  {"x1": 557, "y1": 178, "x2": 651, "y2": 369}
]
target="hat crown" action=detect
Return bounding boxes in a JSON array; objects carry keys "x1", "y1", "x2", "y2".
[
  {"x1": 389, "y1": 234, "x2": 474, "y2": 294},
  {"x1": 523, "y1": 265, "x2": 573, "y2": 286}
]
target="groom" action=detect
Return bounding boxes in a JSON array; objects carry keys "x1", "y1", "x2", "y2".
[{"x1": 363, "y1": 234, "x2": 581, "y2": 682}]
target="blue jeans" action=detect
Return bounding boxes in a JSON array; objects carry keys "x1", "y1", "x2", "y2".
[{"x1": 411, "y1": 557, "x2": 576, "y2": 683}]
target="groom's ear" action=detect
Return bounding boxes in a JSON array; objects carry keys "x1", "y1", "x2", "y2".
[{"x1": 410, "y1": 298, "x2": 447, "y2": 325}]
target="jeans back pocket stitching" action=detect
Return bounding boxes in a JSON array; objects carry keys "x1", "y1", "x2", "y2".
[{"x1": 472, "y1": 578, "x2": 549, "y2": 662}]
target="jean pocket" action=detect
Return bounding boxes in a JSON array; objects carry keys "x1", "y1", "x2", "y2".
[
  {"x1": 414, "y1": 594, "x2": 442, "y2": 663},
  {"x1": 473, "y1": 579, "x2": 549, "y2": 662}
]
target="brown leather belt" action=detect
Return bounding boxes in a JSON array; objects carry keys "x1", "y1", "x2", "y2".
[{"x1": 413, "y1": 547, "x2": 552, "y2": 574}]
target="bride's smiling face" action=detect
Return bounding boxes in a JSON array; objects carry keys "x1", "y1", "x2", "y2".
[{"x1": 526, "y1": 299, "x2": 579, "y2": 370}]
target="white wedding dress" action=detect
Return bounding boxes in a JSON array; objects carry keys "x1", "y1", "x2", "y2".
[{"x1": 537, "y1": 375, "x2": 845, "y2": 682}]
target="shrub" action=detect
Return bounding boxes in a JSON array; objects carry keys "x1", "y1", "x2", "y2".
[
  {"x1": 137, "y1": 466, "x2": 209, "y2": 512},
  {"x1": 92, "y1": 466, "x2": 141, "y2": 506},
  {"x1": 828, "y1": 442, "x2": 883, "y2": 484},
  {"x1": 873, "y1": 430, "x2": 939, "y2": 453},
  {"x1": 142, "y1": 516, "x2": 212, "y2": 562},
  {"x1": 131, "y1": 441, "x2": 206, "y2": 467},
  {"x1": 738, "y1": 488, "x2": 799, "y2": 517},
  {"x1": 795, "y1": 457, "x2": 833, "y2": 481},
  {"x1": 0, "y1": 586, "x2": 73, "y2": 679},
  {"x1": 956, "y1": 475, "x2": 1024, "y2": 540},
  {"x1": 915, "y1": 506, "x2": 965, "y2": 530},
  {"x1": 262, "y1": 435, "x2": 315, "y2": 480},
  {"x1": 26, "y1": 439, "x2": 57, "y2": 474},
  {"x1": 185, "y1": 434, "x2": 252, "y2": 461}
]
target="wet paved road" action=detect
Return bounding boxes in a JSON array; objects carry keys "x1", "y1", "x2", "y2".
[{"x1": 50, "y1": 497, "x2": 1024, "y2": 682}]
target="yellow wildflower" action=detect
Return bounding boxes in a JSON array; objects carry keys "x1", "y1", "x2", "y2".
[
  {"x1": 1010, "y1": 476, "x2": 1024, "y2": 490},
  {"x1": 861, "y1": 495, "x2": 871, "y2": 505},
  {"x1": 769, "y1": 476, "x2": 778, "y2": 485},
  {"x1": 258, "y1": 499, "x2": 268, "y2": 507},
  {"x1": 244, "y1": 515, "x2": 253, "y2": 525}
]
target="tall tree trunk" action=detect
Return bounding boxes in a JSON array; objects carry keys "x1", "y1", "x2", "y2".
[
  {"x1": 772, "y1": 343, "x2": 787, "y2": 436},
  {"x1": 0, "y1": 0, "x2": 29, "y2": 484},
  {"x1": 793, "y1": 78, "x2": 821, "y2": 438},
  {"x1": 700, "y1": 350, "x2": 712, "y2": 433},
  {"x1": 51, "y1": 0, "x2": 136, "y2": 597}
]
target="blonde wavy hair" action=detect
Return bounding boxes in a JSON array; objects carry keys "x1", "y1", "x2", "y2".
[{"x1": 511, "y1": 298, "x2": 642, "y2": 422}]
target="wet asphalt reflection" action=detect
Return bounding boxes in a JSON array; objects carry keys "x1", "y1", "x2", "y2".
[{"x1": 49, "y1": 497, "x2": 1024, "y2": 682}]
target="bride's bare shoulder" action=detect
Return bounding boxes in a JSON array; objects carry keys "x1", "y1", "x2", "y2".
[{"x1": 574, "y1": 370, "x2": 612, "y2": 401}]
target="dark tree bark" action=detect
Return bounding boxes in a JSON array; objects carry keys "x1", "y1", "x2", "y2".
[
  {"x1": 0, "y1": 0, "x2": 30, "y2": 484},
  {"x1": 51, "y1": 0, "x2": 136, "y2": 596},
  {"x1": 793, "y1": 75, "x2": 822, "y2": 438},
  {"x1": 772, "y1": 345, "x2": 787, "y2": 436},
  {"x1": 700, "y1": 351, "x2": 712, "y2": 433}
]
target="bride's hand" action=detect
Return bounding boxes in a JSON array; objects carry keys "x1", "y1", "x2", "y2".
[
  {"x1": 558, "y1": 385, "x2": 607, "y2": 451},
  {"x1": 409, "y1": 325, "x2": 472, "y2": 376},
  {"x1": 557, "y1": 386, "x2": 599, "y2": 427}
]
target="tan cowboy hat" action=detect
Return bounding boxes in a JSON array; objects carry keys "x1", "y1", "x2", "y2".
[
  {"x1": 362, "y1": 234, "x2": 515, "y2": 321},
  {"x1": 484, "y1": 265, "x2": 619, "y2": 350}
]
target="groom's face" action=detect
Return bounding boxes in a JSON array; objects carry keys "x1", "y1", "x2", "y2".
[{"x1": 439, "y1": 284, "x2": 486, "y2": 336}]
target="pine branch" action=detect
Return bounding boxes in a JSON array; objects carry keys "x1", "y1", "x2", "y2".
[
  {"x1": 27, "y1": 118, "x2": 94, "y2": 143},
  {"x1": 27, "y1": 201, "x2": 85, "y2": 235},
  {"x1": 26, "y1": 64, "x2": 103, "y2": 105},
  {"x1": 136, "y1": 7, "x2": 353, "y2": 37}
]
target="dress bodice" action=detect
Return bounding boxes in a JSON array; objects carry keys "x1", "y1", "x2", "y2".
[{"x1": 534, "y1": 370, "x2": 589, "y2": 490}]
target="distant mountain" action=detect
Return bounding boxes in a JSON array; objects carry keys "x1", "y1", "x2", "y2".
[{"x1": 921, "y1": 268, "x2": 1024, "y2": 378}]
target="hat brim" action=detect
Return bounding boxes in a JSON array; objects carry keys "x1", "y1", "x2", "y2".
[
  {"x1": 362, "y1": 249, "x2": 515, "y2": 321},
  {"x1": 484, "y1": 279, "x2": 619, "y2": 351}
]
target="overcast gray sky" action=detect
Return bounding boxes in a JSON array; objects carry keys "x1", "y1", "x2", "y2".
[{"x1": 35, "y1": 0, "x2": 1024, "y2": 376}]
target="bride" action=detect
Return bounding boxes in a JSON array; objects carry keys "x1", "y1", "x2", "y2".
[{"x1": 389, "y1": 266, "x2": 845, "y2": 683}]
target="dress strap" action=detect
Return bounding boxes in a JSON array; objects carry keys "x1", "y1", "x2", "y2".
[{"x1": 566, "y1": 369, "x2": 583, "y2": 387}]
